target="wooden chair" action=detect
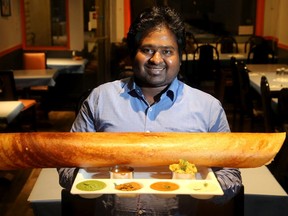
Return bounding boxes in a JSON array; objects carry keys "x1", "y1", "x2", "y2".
[
  {"x1": 277, "y1": 88, "x2": 288, "y2": 132},
  {"x1": 193, "y1": 44, "x2": 221, "y2": 93},
  {"x1": 260, "y1": 76, "x2": 274, "y2": 132},
  {"x1": 230, "y1": 58, "x2": 263, "y2": 131},
  {"x1": 216, "y1": 35, "x2": 239, "y2": 53},
  {"x1": 41, "y1": 70, "x2": 86, "y2": 114},
  {"x1": 244, "y1": 35, "x2": 265, "y2": 53},
  {"x1": 0, "y1": 70, "x2": 37, "y2": 131},
  {"x1": 247, "y1": 42, "x2": 276, "y2": 64}
]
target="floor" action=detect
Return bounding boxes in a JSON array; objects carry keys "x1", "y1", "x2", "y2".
[{"x1": 0, "y1": 95, "x2": 275, "y2": 216}]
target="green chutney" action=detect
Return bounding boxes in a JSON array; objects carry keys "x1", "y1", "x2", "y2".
[{"x1": 76, "y1": 180, "x2": 106, "y2": 191}]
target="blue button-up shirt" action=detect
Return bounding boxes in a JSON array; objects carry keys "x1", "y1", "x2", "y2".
[
  {"x1": 58, "y1": 77, "x2": 242, "y2": 215},
  {"x1": 72, "y1": 77, "x2": 230, "y2": 133}
]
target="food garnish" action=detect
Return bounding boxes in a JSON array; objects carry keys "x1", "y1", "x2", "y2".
[{"x1": 169, "y1": 159, "x2": 197, "y2": 174}]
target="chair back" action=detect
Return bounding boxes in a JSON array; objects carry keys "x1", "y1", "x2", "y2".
[
  {"x1": 247, "y1": 41, "x2": 275, "y2": 64},
  {"x1": 278, "y1": 88, "x2": 288, "y2": 128},
  {"x1": 237, "y1": 62, "x2": 254, "y2": 115},
  {"x1": 244, "y1": 35, "x2": 265, "y2": 53},
  {"x1": 192, "y1": 44, "x2": 221, "y2": 94},
  {"x1": 42, "y1": 69, "x2": 86, "y2": 112},
  {"x1": 260, "y1": 76, "x2": 274, "y2": 132},
  {"x1": 23, "y1": 52, "x2": 47, "y2": 69},
  {"x1": 193, "y1": 44, "x2": 220, "y2": 81},
  {"x1": 231, "y1": 58, "x2": 257, "y2": 131},
  {"x1": 216, "y1": 36, "x2": 239, "y2": 53},
  {"x1": 0, "y1": 70, "x2": 18, "y2": 101}
]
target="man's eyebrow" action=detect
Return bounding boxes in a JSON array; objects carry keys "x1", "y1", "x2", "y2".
[{"x1": 140, "y1": 45, "x2": 176, "y2": 50}]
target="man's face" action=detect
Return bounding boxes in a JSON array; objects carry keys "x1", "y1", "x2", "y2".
[{"x1": 133, "y1": 26, "x2": 181, "y2": 88}]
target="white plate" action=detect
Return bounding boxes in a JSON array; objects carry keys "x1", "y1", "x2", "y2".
[{"x1": 70, "y1": 166, "x2": 223, "y2": 199}]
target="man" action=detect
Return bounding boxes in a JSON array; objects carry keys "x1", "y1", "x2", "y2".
[{"x1": 58, "y1": 6, "x2": 242, "y2": 215}]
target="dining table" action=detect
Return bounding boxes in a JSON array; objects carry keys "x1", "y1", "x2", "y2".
[
  {"x1": 28, "y1": 166, "x2": 288, "y2": 216},
  {"x1": 0, "y1": 101, "x2": 24, "y2": 124},
  {"x1": 182, "y1": 52, "x2": 248, "y2": 62},
  {"x1": 13, "y1": 69, "x2": 59, "y2": 89},
  {"x1": 247, "y1": 64, "x2": 288, "y2": 94},
  {"x1": 47, "y1": 58, "x2": 88, "y2": 73}
]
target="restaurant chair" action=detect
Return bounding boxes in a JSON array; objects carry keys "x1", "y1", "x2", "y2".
[
  {"x1": 277, "y1": 88, "x2": 288, "y2": 132},
  {"x1": 193, "y1": 44, "x2": 221, "y2": 94},
  {"x1": 260, "y1": 76, "x2": 280, "y2": 132},
  {"x1": 23, "y1": 52, "x2": 47, "y2": 69},
  {"x1": 230, "y1": 58, "x2": 263, "y2": 131},
  {"x1": 41, "y1": 69, "x2": 86, "y2": 114},
  {"x1": 23, "y1": 52, "x2": 49, "y2": 100},
  {"x1": 216, "y1": 35, "x2": 239, "y2": 54},
  {"x1": 75, "y1": 89, "x2": 93, "y2": 115},
  {"x1": 247, "y1": 42, "x2": 276, "y2": 64},
  {"x1": 244, "y1": 35, "x2": 265, "y2": 53},
  {"x1": 267, "y1": 89, "x2": 288, "y2": 193},
  {"x1": 0, "y1": 70, "x2": 37, "y2": 131}
]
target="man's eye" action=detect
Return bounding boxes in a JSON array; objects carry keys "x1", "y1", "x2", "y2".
[
  {"x1": 162, "y1": 49, "x2": 173, "y2": 56},
  {"x1": 141, "y1": 48, "x2": 154, "y2": 54}
]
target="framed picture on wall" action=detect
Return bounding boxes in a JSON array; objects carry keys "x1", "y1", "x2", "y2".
[{"x1": 1, "y1": 0, "x2": 11, "y2": 17}]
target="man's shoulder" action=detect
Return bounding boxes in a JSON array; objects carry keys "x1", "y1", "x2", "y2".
[
  {"x1": 91, "y1": 79, "x2": 130, "y2": 97},
  {"x1": 183, "y1": 83, "x2": 215, "y2": 98},
  {"x1": 97, "y1": 78, "x2": 129, "y2": 89}
]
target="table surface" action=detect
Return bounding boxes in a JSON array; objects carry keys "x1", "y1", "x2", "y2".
[
  {"x1": 247, "y1": 64, "x2": 288, "y2": 94},
  {"x1": 0, "y1": 101, "x2": 24, "y2": 124},
  {"x1": 182, "y1": 52, "x2": 248, "y2": 61},
  {"x1": 13, "y1": 69, "x2": 58, "y2": 79},
  {"x1": 47, "y1": 58, "x2": 88, "y2": 66},
  {"x1": 47, "y1": 58, "x2": 88, "y2": 74},
  {"x1": 28, "y1": 166, "x2": 287, "y2": 202},
  {"x1": 13, "y1": 69, "x2": 58, "y2": 89}
]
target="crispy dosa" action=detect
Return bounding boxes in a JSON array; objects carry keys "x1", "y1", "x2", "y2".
[{"x1": 0, "y1": 132, "x2": 286, "y2": 170}]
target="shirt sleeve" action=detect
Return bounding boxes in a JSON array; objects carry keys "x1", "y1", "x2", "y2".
[
  {"x1": 58, "y1": 92, "x2": 97, "y2": 190},
  {"x1": 212, "y1": 167, "x2": 242, "y2": 204},
  {"x1": 57, "y1": 167, "x2": 79, "y2": 190},
  {"x1": 71, "y1": 94, "x2": 97, "y2": 132}
]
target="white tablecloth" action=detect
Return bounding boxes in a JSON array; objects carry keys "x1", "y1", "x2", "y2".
[
  {"x1": 13, "y1": 69, "x2": 58, "y2": 89},
  {"x1": 0, "y1": 101, "x2": 24, "y2": 123},
  {"x1": 47, "y1": 58, "x2": 88, "y2": 73},
  {"x1": 247, "y1": 64, "x2": 288, "y2": 94}
]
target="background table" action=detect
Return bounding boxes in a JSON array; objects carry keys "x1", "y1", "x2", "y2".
[
  {"x1": 28, "y1": 166, "x2": 288, "y2": 216},
  {"x1": 0, "y1": 101, "x2": 24, "y2": 124},
  {"x1": 47, "y1": 58, "x2": 88, "y2": 73},
  {"x1": 247, "y1": 64, "x2": 288, "y2": 94},
  {"x1": 241, "y1": 167, "x2": 288, "y2": 216},
  {"x1": 13, "y1": 69, "x2": 59, "y2": 89}
]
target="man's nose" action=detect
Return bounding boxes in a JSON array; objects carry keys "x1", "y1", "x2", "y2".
[{"x1": 149, "y1": 51, "x2": 163, "y2": 64}]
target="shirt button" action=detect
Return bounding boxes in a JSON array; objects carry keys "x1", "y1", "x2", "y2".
[{"x1": 148, "y1": 107, "x2": 152, "y2": 112}]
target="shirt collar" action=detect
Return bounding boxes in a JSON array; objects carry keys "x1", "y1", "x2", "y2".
[{"x1": 124, "y1": 77, "x2": 179, "y2": 102}]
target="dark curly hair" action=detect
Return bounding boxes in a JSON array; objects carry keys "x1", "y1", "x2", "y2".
[{"x1": 127, "y1": 6, "x2": 186, "y2": 58}]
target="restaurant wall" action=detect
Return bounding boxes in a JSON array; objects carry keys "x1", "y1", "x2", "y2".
[
  {"x1": 0, "y1": 0, "x2": 84, "y2": 55},
  {"x1": 69, "y1": 0, "x2": 84, "y2": 51},
  {"x1": 264, "y1": 0, "x2": 288, "y2": 48},
  {"x1": 0, "y1": 0, "x2": 22, "y2": 54}
]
